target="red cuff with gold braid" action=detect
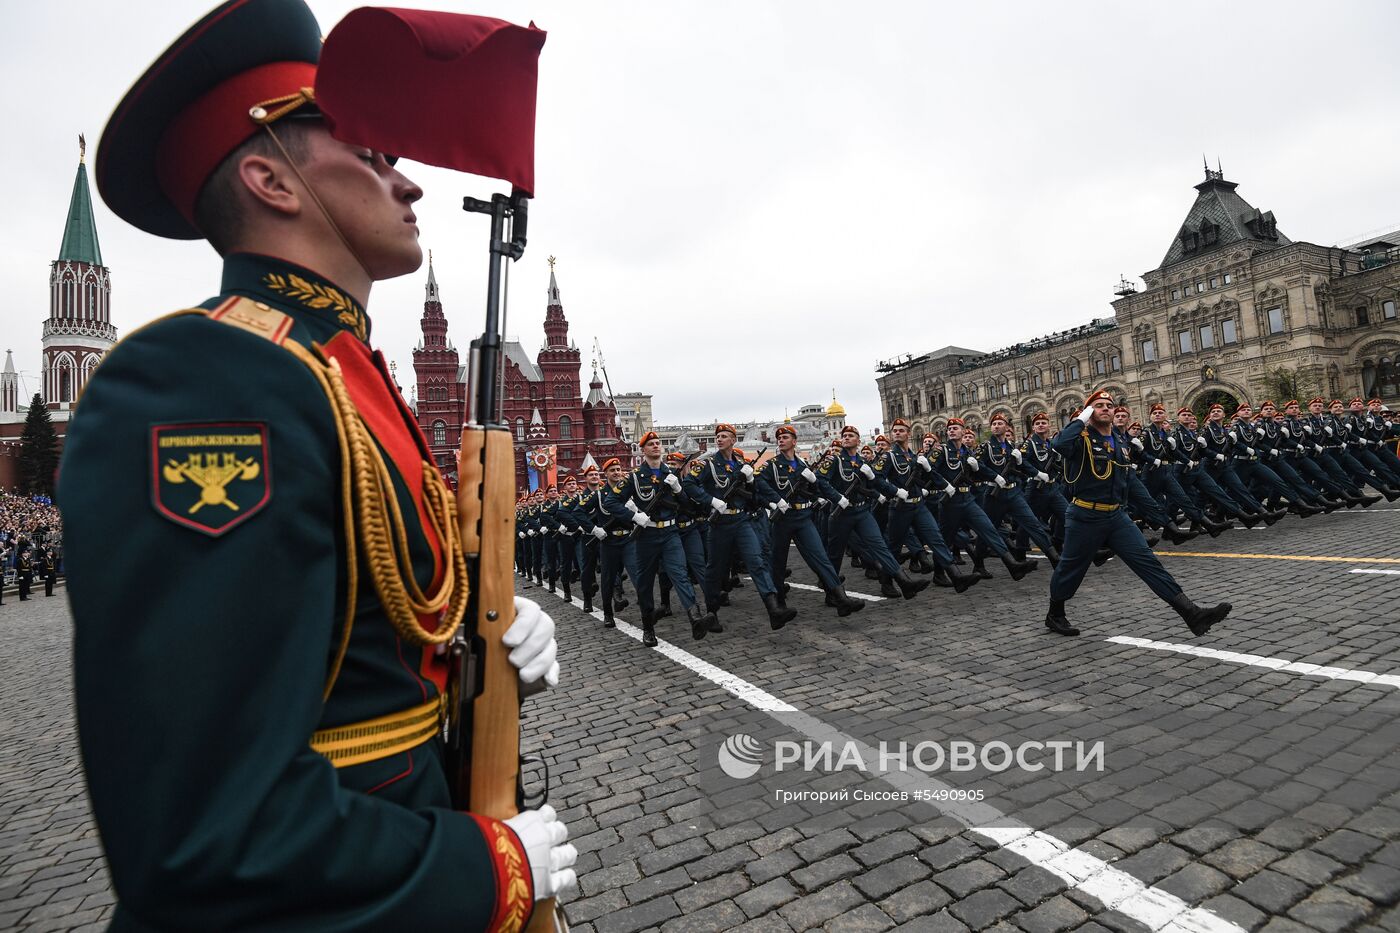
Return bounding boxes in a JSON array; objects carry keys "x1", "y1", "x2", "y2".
[{"x1": 466, "y1": 813, "x2": 535, "y2": 932}]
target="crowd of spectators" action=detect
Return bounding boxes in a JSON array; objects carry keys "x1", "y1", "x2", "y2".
[{"x1": 1, "y1": 490, "x2": 62, "y2": 578}]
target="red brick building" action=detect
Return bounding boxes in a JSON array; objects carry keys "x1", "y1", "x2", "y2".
[{"x1": 411, "y1": 259, "x2": 626, "y2": 492}]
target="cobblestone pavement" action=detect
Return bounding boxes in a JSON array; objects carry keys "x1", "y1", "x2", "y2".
[{"x1": 4, "y1": 508, "x2": 1400, "y2": 931}]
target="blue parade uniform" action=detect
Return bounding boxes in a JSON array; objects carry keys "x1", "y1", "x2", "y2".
[
  {"x1": 927, "y1": 441, "x2": 1034, "y2": 579},
  {"x1": 758, "y1": 450, "x2": 867, "y2": 614},
  {"x1": 607, "y1": 459, "x2": 701, "y2": 642},
  {"x1": 975, "y1": 436, "x2": 1058, "y2": 561},
  {"x1": 814, "y1": 447, "x2": 929, "y2": 599}
]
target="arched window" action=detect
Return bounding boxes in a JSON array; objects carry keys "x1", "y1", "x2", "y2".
[
  {"x1": 516, "y1": 417, "x2": 526, "y2": 441},
  {"x1": 559, "y1": 416, "x2": 573, "y2": 439},
  {"x1": 59, "y1": 361, "x2": 73, "y2": 402},
  {"x1": 529, "y1": 386, "x2": 538, "y2": 400},
  {"x1": 1378, "y1": 356, "x2": 1398, "y2": 398},
  {"x1": 432, "y1": 420, "x2": 447, "y2": 446},
  {"x1": 554, "y1": 384, "x2": 570, "y2": 400}
]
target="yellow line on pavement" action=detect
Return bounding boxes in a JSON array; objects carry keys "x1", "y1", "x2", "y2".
[{"x1": 1156, "y1": 551, "x2": 1400, "y2": 564}]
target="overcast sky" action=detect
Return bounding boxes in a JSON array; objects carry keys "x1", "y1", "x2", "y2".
[{"x1": 6, "y1": 1, "x2": 1400, "y2": 431}]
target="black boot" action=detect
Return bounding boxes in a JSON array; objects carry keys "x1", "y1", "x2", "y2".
[
  {"x1": 1000, "y1": 553, "x2": 1038, "y2": 581},
  {"x1": 546, "y1": 575, "x2": 557, "y2": 593},
  {"x1": 1169, "y1": 592, "x2": 1231, "y2": 636},
  {"x1": 602, "y1": 599, "x2": 616, "y2": 628},
  {"x1": 1141, "y1": 529, "x2": 1162, "y2": 548},
  {"x1": 894, "y1": 569, "x2": 930, "y2": 599},
  {"x1": 613, "y1": 593, "x2": 629, "y2": 611},
  {"x1": 1262, "y1": 509, "x2": 1288, "y2": 525},
  {"x1": 1195, "y1": 516, "x2": 1231, "y2": 537},
  {"x1": 718, "y1": 590, "x2": 731, "y2": 607},
  {"x1": 864, "y1": 565, "x2": 882, "y2": 581},
  {"x1": 1236, "y1": 511, "x2": 1262, "y2": 527},
  {"x1": 879, "y1": 573, "x2": 901, "y2": 599},
  {"x1": 1044, "y1": 599, "x2": 1079, "y2": 636},
  {"x1": 583, "y1": 590, "x2": 594, "y2": 613},
  {"x1": 1358, "y1": 492, "x2": 1383, "y2": 508},
  {"x1": 762, "y1": 592, "x2": 797, "y2": 630},
  {"x1": 1092, "y1": 548, "x2": 1113, "y2": 566},
  {"x1": 1009, "y1": 546, "x2": 1028, "y2": 562},
  {"x1": 1163, "y1": 522, "x2": 1197, "y2": 544},
  {"x1": 1382, "y1": 487, "x2": 1400, "y2": 503},
  {"x1": 825, "y1": 586, "x2": 865, "y2": 618},
  {"x1": 944, "y1": 564, "x2": 981, "y2": 594},
  {"x1": 641, "y1": 610, "x2": 658, "y2": 647},
  {"x1": 931, "y1": 566, "x2": 953, "y2": 588},
  {"x1": 1041, "y1": 545, "x2": 1061, "y2": 568},
  {"x1": 1290, "y1": 501, "x2": 1323, "y2": 518},
  {"x1": 914, "y1": 550, "x2": 938, "y2": 574},
  {"x1": 972, "y1": 557, "x2": 993, "y2": 580},
  {"x1": 654, "y1": 602, "x2": 672, "y2": 620},
  {"x1": 562, "y1": 581, "x2": 572, "y2": 603},
  {"x1": 687, "y1": 604, "x2": 714, "y2": 640},
  {"x1": 1318, "y1": 497, "x2": 1344, "y2": 512}
]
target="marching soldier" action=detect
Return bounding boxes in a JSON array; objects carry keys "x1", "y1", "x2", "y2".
[
  {"x1": 1020, "y1": 413, "x2": 1068, "y2": 550},
  {"x1": 758, "y1": 425, "x2": 869, "y2": 614},
  {"x1": 58, "y1": 1, "x2": 575, "y2": 925},
  {"x1": 1044, "y1": 391, "x2": 1231, "y2": 637},
  {"x1": 594, "y1": 458, "x2": 636, "y2": 627},
  {"x1": 1202, "y1": 403, "x2": 1285, "y2": 523},
  {"x1": 657, "y1": 451, "x2": 708, "y2": 621},
  {"x1": 1346, "y1": 397, "x2": 1400, "y2": 490},
  {"x1": 575, "y1": 466, "x2": 609, "y2": 613},
  {"x1": 1112, "y1": 406, "x2": 1199, "y2": 543},
  {"x1": 1229, "y1": 403, "x2": 1323, "y2": 517},
  {"x1": 1141, "y1": 405, "x2": 1232, "y2": 535},
  {"x1": 931, "y1": 419, "x2": 1038, "y2": 581},
  {"x1": 979, "y1": 413, "x2": 1060, "y2": 565},
  {"x1": 683, "y1": 425, "x2": 795, "y2": 634},
  {"x1": 607, "y1": 432, "x2": 710, "y2": 645},
  {"x1": 817, "y1": 425, "x2": 930, "y2": 599}
]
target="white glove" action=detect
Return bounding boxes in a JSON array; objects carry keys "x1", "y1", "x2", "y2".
[
  {"x1": 504, "y1": 596, "x2": 560, "y2": 687},
  {"x1": 740, "y1": 463, "x2": 754, "y2": 480},
  {"x1": 1270, "y1": 449, "x2": 1279, "y2": 458},
  {"x1": 505, "y1": 804, "x2": 578, "y2": 901},
  {"x1": 1324, "y1": 425, "x2": 1334, "y2": 436},
  {"x1": 1228, "y1": 430, "x2": 1238, "y2": 442},
  {"x1": 966, "y1": 456, "x2": 980, "y2": 470},
  {"x1": 859, "y1": 463, "x2": 875, "y2": 480},
  {"x1": 917, "y1": 455, "x2": 931, "y2": 470},
  {"x1": 518, "y1": 531, "x2": 525, "y2": 539},
  {"x1": 919, "y1": 487, "x2": 929, "y2": 497},
  {"x1": 632, "y1": 511, "x2": 650, "y2": 527},
  {"x1": 1167, "y1": 437, "x2": 1177, "y2": 449},
  {"x1": 1130, "y1": 437, "x2": 1144, "y2": 450},
  {"x1": 1036, "y1": 472, "x2": 1051, "y2": 483},
  {"x1": 624, "y1": 499, "x2": 638, "y2": 513},
  {"x1": 776, "y1": 498, "x2": 790, "y2": 513},
  {"x1": 896, "y1": 488, "x2": 909, "y2": 501},
  {"x1": 527, "y1": 529, "x2": 536, "y2": 537},
  {"x1": 801, "y1": 468, "x2": 817, "y2": 482},
  {"x1": 1152, "y1": 458, "x2": 1162, "y2": 467},
  {"x1": 1244, "y1": 447, "x2": 1255, "y2": 456},
  {"x1": 664, "y1": 473, "x2": 681, "y2": 492},
  {"x1": 877, "y1": 494, "x2": 887, "y2": 504},
  {"x1": 1304, "y1": 424, "x2": 1314, "y2": 435},
  {"x1": 1011, "y1": 449, "x2": 1023, "y2": 463},
  {"x1": 1078, "y1": 404, "x2": 1094, "y2": 423},
  {"x1": 837, "y1": 496, "x2": 850, "y2": 509},
  {"x1": 1361, "y1": 438, "x2": 1372, "y2": 446},
  {"x1": 1281, "y1": 426, "x2": 1291, "y2": 437},
  {"x1": 1215, "y1": 453, "x2": 1226, "y2": 461},
  {"x1": 1314, "y1": 445, "x2": 1324, "y2": 454},
  {"x1": 710, "y1": 497, "x2": 728, "y2": 512},
  {"x1": 993, "y1": 474, "x2": 1008, "y2": 488},
  {"x1": 592, "y1": 526, "x2": 608, "y2": 540}
]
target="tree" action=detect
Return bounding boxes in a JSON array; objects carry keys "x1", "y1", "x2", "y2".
[
  {"x1": 1260, "y1": 365, "x2": 1319, "y2": 405},
  {"x1": 18, "y1": 394, "x2": 59, "y2": 496},
  {"x1": 1192, "y1": 389, "x2": 1238, "y2": 424}
]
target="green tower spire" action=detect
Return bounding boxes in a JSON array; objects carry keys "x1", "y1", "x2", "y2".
[{"x1": 58, "y1": 135, "x2": 103, "y2": 266}]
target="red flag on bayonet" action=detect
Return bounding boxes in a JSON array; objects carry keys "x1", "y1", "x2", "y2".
[{"x1": 318, "y1": 8, "x2": 546, "y2": 194}]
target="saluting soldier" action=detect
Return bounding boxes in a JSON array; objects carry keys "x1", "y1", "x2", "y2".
[
  {"x1": 58, "y1": 1, "x2": 575, "y2": 925},
  {"x1": 1044, "y1": 391, "x2": 1231, "y2": 638}
]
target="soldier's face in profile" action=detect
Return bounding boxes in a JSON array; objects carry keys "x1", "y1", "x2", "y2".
[
  {"x1": 778, "y1": 434, "x2": 795, "y2": 454},
  {"x1": 299, "y1": 125, "x2": 425, "y2": 281}
]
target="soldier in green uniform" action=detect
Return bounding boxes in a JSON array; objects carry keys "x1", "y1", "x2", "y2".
[{"x1": 59, "y1": 1, "x2": 576, "y2": 928}]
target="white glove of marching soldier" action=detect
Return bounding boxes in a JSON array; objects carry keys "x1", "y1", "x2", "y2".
[
  {"x1": 837, "y1": 496, "x2": 850, "y2": 509},
  {"x1": 776, "y1": 498, "x2": 790, "y2": 513},
  {"x1": 624, "y1": 499, "x2": 638, "y2": 513},
  {"x1": 1228, "y1": 430, "x2": 1238, "y2": 442},
  {"x1": 1245, "y1": 446, "x2": 1255, "y2": 456},
  {"x1": 1215, "y1": 452, "x2": 1226, "y2": 461},
  {"x1": 1303, "y1": 424, "x2": 1314, "y2": 434},
  {"x1": 740, "y1": 463, "x2": 755, "y2": 480},
  {"x1": 631, "y1": 511, "x2": 650, "y2": 527},
  {"x1": 504, "y1": 597, "x2": 561, "y2": 689},
  {"x1": 965, "y1": 456, "x2": 979, "y2": 470},
  {"x1": 1324, "y1": 425, "x2": 1334, "y2": 436},
  {"x1": 1011, "y1": 448, "x2": 1023, "y2": 463},
  {"x1": 1167, "y1": 436, "x2": 1177, "y2": 449},
  {"x1": 993, "y1": 474, "x2": 1008, "y2": 488},
  {"x1": 518, "y1": 531, "x2": 525, "y2": 539},
  {"x1": 505, "y1": 804, "x2": 578, "y2": 901},
  {"x1": 877, "y1": 494, "x2": 887, "y2": 504},
  {"x1": 1130, "y1": 437, "x2": 1144, "y2": 450},
  {"x1": 895, "y1": 488, "x2": 909, "y2": 500},
  {"x1": 592, "y1": 526, "x2": 607, "y2": 540},
  {"x1": 526, "y1": 529, "x2": 536, "y2": 537},
  {"x1": 917, "y1": 454, "x2": 931, "y2": 470},
  {"x1": 1314, "y1": 444, "x2": 1324, "y2": 454},
  {"x1": 1036, "y1": 471, "x2": 1051, "y2": 483},
  {"x1": 664, "y1": 473, "x2": 681, "y2": 492},
  {"x1": 801, "y1": 467, "x2": 817, "y2": 483},
  {"x1": 859, "y1": 463, "x2": 875, "y2": 480},
  {"x1": 710, "y1": 497, "x2": 728, "y2": 513},
  {"x1": 943, "y1": 483, "x2": 957, "y2": 496},
  {"x1": 1151, "y1": 458, "x2": 1162, "y2": 467},
  {"x1": 1281, "y1": 426, "x2": 1291, "y2": 437}
]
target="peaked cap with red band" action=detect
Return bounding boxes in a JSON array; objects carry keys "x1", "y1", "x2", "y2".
[{"x1": 97, "y1": 0, "x2": 544, "y2": 239}]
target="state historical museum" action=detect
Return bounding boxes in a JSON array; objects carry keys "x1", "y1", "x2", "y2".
[{"x1": 412, "y1": 259, "x2": 626, "y2": 493}]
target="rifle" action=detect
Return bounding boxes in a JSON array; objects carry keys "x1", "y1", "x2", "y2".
[
  {"x1": 715, "y1": 447, "x2": 767, "y2": 509},
  {"x1": 447, "y1": 188, "x2": 564, "y2": 933}
]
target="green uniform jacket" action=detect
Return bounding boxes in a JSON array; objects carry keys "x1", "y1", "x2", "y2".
[{"x1": 60, "y1": 254, "x2": 531, "y2": 931}]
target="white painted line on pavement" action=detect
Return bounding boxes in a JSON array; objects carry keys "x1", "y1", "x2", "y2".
[
  {"x1": 534, "y1": 584, "x2": 1244, "y2": 933},
  {"x1": 1348, "y1": 568, "x2": 1400, "y2": 576},
  {"x1": 1106, "y1": 636, "x2": 1400, "y2": 690},
  {"x1": 784, "y1": 580, "x2": 884, "y2": 602}
]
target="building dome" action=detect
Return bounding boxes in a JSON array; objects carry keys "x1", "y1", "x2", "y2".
[{"x1": 826, "y1": 392, "x2": 846, "y2": 418}]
